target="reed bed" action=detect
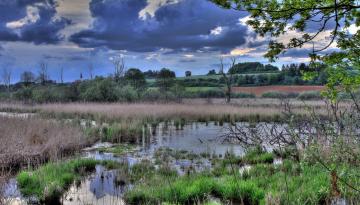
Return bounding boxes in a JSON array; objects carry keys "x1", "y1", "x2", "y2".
[
  {"x1": 0, "y1": 117, "x2": 88, "y2": 171},
  {"x1": 0, "y1": 100, "x2": 334, "y2": 123}
]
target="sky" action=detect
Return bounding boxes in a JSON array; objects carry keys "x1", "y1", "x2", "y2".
[{"x1": 0, "y1": 0, "x2": 354, "y2": 82}]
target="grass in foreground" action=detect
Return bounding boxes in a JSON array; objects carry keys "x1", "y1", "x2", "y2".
[{"x1": 16, "y1": 159, "x2": 119, "y2": 203}]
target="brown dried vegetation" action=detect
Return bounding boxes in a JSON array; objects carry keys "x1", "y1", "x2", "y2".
[{"x1": 0, "y1": 117, "x2": 88, "y2": 172}]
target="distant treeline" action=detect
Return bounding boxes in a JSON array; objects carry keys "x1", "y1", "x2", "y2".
[
  {"x1": 182, "y1": 63, "x2": 327, "y2": 87},
  {"x1": 0, "y1": 62, "x2": 329, "y2": 103}
]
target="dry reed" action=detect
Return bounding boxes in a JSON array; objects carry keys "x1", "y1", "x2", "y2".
[
  {"x1": 0, "y1": 117, "x2": 87, "y2": 171},
  {"x1": 0, "y1": 100, "x2": 334, "y2": 122}
]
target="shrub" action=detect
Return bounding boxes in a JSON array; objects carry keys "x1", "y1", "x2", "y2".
[
  {"x1": 297, "y1": 91, "x2": 322, "y2": 100},
  {"x1": 141, "y1": 88, "x2": 163, "y2": 101},
  {"x1": 261, "y1": 91, "x2": 286, "y2": 98},
  {"x1": 14, "y1": 87, "x2": 33, "y2": 102},
  {"x1": 79, "y1": 78, "x2": 118, "y2": 102},
  {"x1": 116, "y1": 85, "x2": 139, "y2": 102},
  {"x1": 232, "y1": 92, "x2": 256, "y2": 98},
  {"x1": 262, "y1": 91, "x2": 298, "y2": 99}
]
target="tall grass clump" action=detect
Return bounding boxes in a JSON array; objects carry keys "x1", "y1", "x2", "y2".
[
  {"x1": 125, "y1": 175, "x2": 265, "y2": 205},
  {"x1": 16, "y1": 159, "x2": 98, "y2": 203}
]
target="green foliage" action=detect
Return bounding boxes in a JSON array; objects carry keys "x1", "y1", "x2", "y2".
[
  {"x1": 14, "y1": 86, "x2": 33, "y2": 102},
  {"x1": 207, "y1": 69, "x2": 217, "y2": 75},
  {"x1": 212, "y1": 0, "x2": 360, "y2": 62},
  {"x1": 79, "y1": 77, "x2": 118, "y2": 102},
  {"x1": 124, "y1": 68, "x2": 146, "y2": 91},
  {"x1": 116, "y1": 85, "x2": 139, "y2": 102},
  {"x1": 229, "y1": 62, "x2": 279, "y2": 74},
  {"x1": 157, "y1": 68, "x2": 176, "y2": 92},
  {"x1": 321, "y1": 33, "x2": 360, "y2": 102},
  {"x1": 242, "y1": 147, "x2": 274, "y2": 164}
]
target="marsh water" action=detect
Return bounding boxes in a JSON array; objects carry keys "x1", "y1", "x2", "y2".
[{"x1": 3, "y1": 121, "x2": 268, "y2": 205}]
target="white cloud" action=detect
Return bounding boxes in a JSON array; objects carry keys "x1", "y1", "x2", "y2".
[
  {"x1": 139, "y1": 0, "x2": 180, "y2": 20},
  {"x1": 210, "y1": 26, "x2": 223, "y2": 35},
  {"x1": 345, "y1": 24, "x2": 359, "y2": 35},
  {"x1": 238, "y1": 16, "x2": 252, "y2": 26},
  {"x1": 56, "y1": 0, "x2": 93, "y2": 38},
  {"x1": 6, "y1": 6, "x2": 40, "y2": 29},
  {"x1": 227, "y1": 48, "x2": 254, "y2": 56},
  {"x1": 184, "y1": 54, "x2": 194, "y2": 58}
]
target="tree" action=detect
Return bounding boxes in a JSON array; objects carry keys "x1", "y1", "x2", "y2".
[
  {"x1": 20, "y1": 71, "x2": 35, "y2": 86},
  {"x1": 171, "y1": 81, "x2": 186, "y2": 102},
  {"x1": 143, "y1": 70, "x2": 159, "y2": 78},
  {"x1": 88, "y1": 63, "x2": 94, "y2": 80},
  {"x1": 1, "y1": 67, "x2": 11, "y2": 93},
  {"x1": 38, "y1": 62, "x2": 49, "y2": 85},
  {"x1": 219, "y1": 57, "x2": 236, "y2": 103},
  {"x1": 60, "y1": 66, "x2": 64, "y2": 84},
  {"x1": 111, "y1": 56, "x2": 126, "y2": 82},
  {"x1": 185, "y1": 71, "x2": 192, "y2": 77},
  {"x1": 156, "y1": 68, "x2": 176, "y2": 92},
  {"x1": 124, "y1": 68, "x2": 146, "y2": 91},
  {"x1": 207, "y1": 69, "x2": 217, "y2": 75},
  {"x1": 212, "y1": 0, "x2": 360, "y2": 61}
]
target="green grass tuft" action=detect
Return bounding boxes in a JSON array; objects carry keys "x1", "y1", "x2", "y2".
[{"x1": 16, "y1": 158, "x2": 115, "y2": 202}]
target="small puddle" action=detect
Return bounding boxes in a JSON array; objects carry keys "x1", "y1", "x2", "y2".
[{"x1": 62, "y1": 165, "x2": 127, "y2": 205}]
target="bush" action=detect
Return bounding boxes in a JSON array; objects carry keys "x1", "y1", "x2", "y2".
[
  {"x1": 141, "y1": 89, "x2": 163, "y2": 101},
  {"x1": 297, "y1": 91, "x2": 322, "y2": 100},
  {"x1": 116, "y1": 85, "x2": 139, "y2": 102},
  {"x1": 262, "y1": 91, "x2": 298, "y2": 99},
  {"x1": 14, "y1": 87, "x2": 33, "y2": 102},
  {"x1": 232, "y1": 92, "x2": 256, "y2": 98},
  {"x1": 79, "y1": 78, "x2": 118, "y2": 102}
]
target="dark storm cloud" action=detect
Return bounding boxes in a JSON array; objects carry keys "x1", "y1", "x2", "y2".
[
  {"x1": 70, "y1": 0, "x2": 248, "y2": 53},
  {"x1": 0, "y1": 0, "x2": 70, "y2": 44}
]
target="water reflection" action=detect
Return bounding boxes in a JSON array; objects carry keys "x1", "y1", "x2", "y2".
[
  {"x1": 62, "y1": 165, "x2": 126, "y2": 205},
  {"x1": 143, "y1": 122, "x2": 244, "y2": 156}
]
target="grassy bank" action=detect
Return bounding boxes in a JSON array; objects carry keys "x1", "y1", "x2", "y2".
[{"x1": 16, "y1": 159, "x2": 120, "y2": 203}]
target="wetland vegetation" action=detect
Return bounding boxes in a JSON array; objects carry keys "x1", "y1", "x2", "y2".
[{"x1": 1, "y1": 0, "x2": 360, "y2": 204}]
